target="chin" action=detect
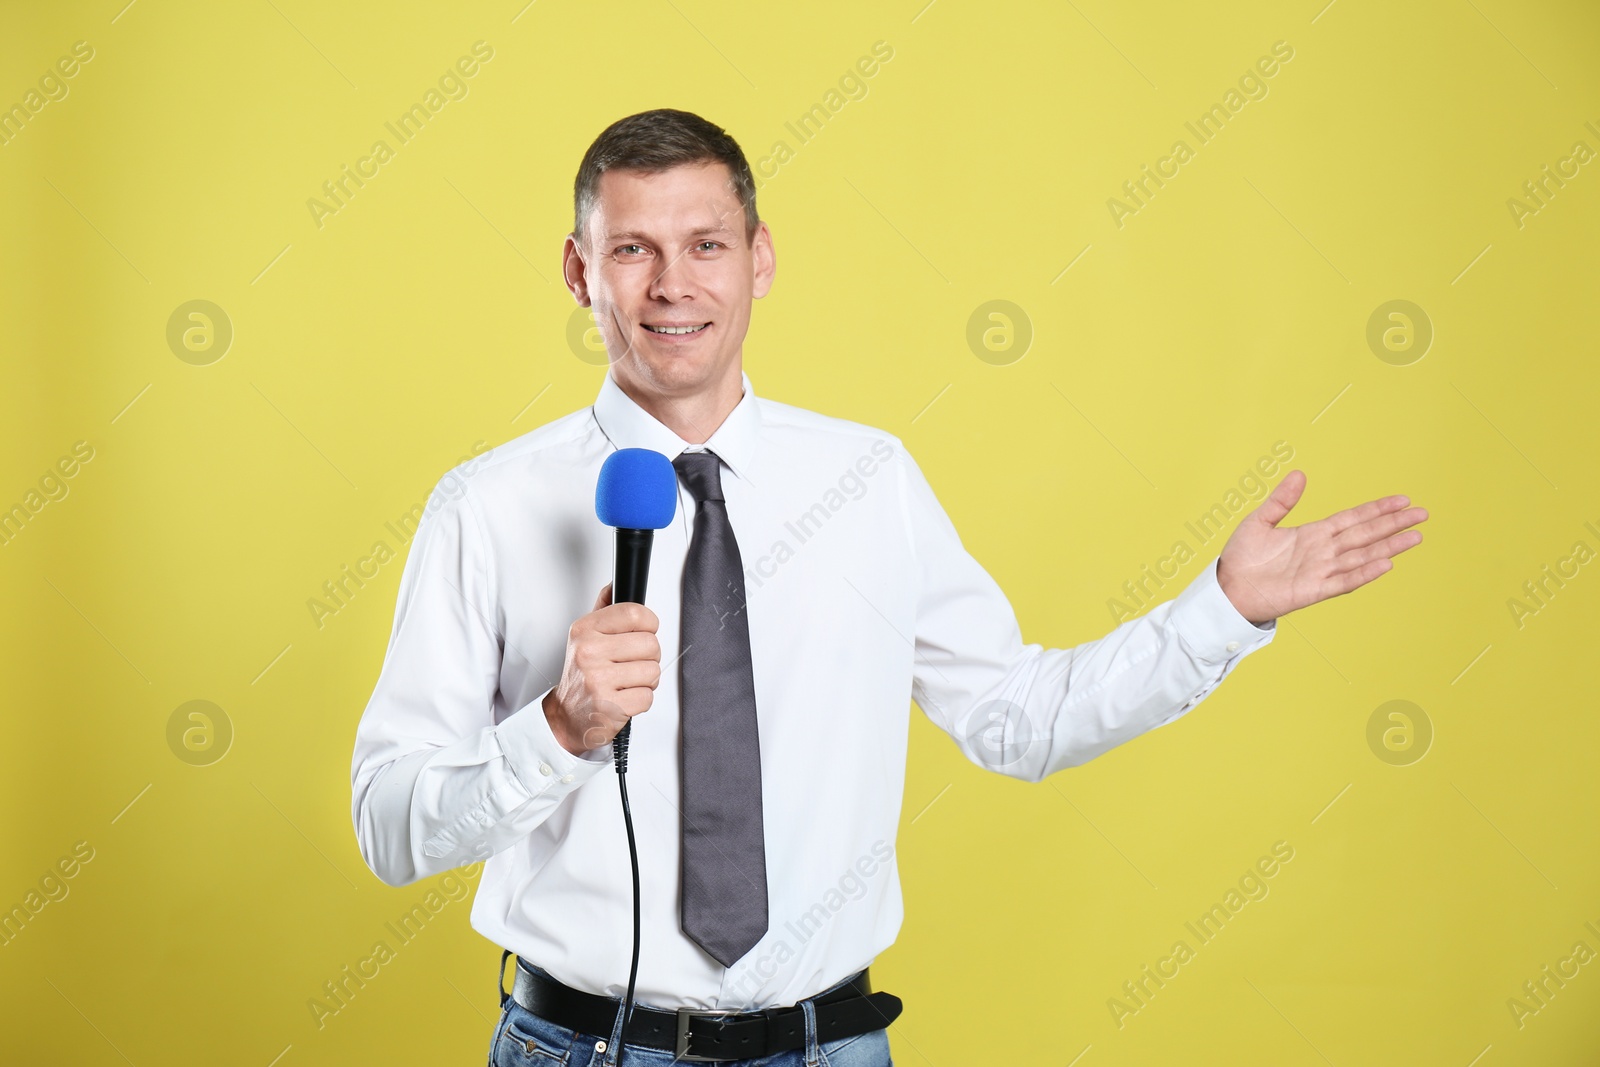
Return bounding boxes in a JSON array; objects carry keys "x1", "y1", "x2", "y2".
[{"x1": 628, "y1": 351, "x2": 719, "y2": 388}]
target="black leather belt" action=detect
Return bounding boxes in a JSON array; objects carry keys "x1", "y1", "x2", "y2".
[{"x1": 509, "y1": 957, "x2": 903, "y2": 1062}]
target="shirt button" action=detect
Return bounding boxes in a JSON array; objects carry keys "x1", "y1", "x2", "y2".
[
  {"x1": 560, "y1": 773, "x2": 575, "y2": 784},
  {"x1": 538, "y1": 762, "x2": 553, "y2": 776},
  {"x1": 1226, "y1": 641, "x2": 1241, "y2": 653}
]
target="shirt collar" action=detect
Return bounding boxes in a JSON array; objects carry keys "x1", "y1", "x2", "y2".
[{"x1": 591, "y1": 366, "x2": 761, "y2": 484}]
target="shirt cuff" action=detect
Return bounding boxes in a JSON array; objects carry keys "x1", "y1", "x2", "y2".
[
  {"x1": 1168, "y1": 557, "x2": 1276, "y2": 664},
  {"x1": 496, "y1": 686, "x2": 612, "y2": 795}
]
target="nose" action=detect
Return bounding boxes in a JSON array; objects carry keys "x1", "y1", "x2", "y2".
[{"x1": 648, "y1": 249, "x2": 696, "y2": 303}]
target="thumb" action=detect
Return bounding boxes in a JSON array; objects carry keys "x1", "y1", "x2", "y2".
[
  {"x1": 1255, "y1": 469, "x2": 1306, "y2": 528},
  {"x1": 594, "y1": 582, "x2": 613, "y2": 611}
]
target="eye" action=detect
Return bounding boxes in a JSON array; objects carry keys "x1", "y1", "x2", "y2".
[
  {"x1": 696, "y1": 241, "x2": 722, "y2": 252},
  {"x1": 615, "y1": 244, "x2": 646, "y2": 256}
]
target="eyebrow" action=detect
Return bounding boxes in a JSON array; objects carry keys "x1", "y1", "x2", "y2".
[{"x1": 602, "y1": 226, "x2": 737, "y2": 243}]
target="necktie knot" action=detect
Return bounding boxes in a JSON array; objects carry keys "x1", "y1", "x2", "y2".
[{"x1": 673, "y1": 449, "x2": 725, "y2": 504}]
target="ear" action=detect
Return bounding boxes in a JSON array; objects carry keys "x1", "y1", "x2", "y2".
[
  {"x1": 563, "y1": 233, "x2": 591, "y2": 306},
  {"x1": 751, "y1": 220, "x2": 776, "y2": 300}
]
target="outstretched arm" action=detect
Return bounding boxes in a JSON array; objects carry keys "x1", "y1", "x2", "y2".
[{"x1": 899, "y1": 446, "x2": 1276, "y2": 781}]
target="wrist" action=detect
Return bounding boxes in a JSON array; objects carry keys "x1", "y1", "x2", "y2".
[
  {"x1": 542, "y1": 689, "x2": 583, "y2": 757},
  {"x1": 1217, "y1": 558, "x2": 1275, "y2": 626}
]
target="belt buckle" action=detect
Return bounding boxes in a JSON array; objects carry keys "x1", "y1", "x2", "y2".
[{"x1": 674, "y1": 1006, "x2": 741, "y2": 1062}]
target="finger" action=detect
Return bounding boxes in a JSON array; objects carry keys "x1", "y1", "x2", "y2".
[
  {"x1": 593, "y1": 602, "x2": 659, "y2": 635},
  {"x1": 1254, "y1": 470, "x2": 1306, "y2": 528},
  {"x1": 1334, "y1": 505, "x2": 1429, "y2": 551},
  {"x1": 1324, "y1": 557, "x2": 1394, "y2": 598},
  {"x1": 614, "y1": 686, "x2": 656, "y2": 717},
  {"x1": 593, "y1": 583, "x2": 613, "y2": 611},
  {"x1": 601, "y1": 630, "x2": 662, "y2": 664},
  {"x1": 1321, "y1": 494, "x2": 1412, "y2": 537},
  {"x1": 1332, "y1": 528, "x2": 1424, "y2": 573},
  {"x1": 606, "y1": 658, "x2": 663, "y2": 691}
]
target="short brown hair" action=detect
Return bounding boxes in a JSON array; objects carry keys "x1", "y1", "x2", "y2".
[{"x1": 573, "y1": 108, "x2": 760, "y2": 245}]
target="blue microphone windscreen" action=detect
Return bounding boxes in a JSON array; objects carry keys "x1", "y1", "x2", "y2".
[{"x1": 596, "y1": 448, "x2": 678, "y2": 530}]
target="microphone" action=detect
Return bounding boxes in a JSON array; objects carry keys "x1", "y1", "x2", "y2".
[
  {"x1": 596, "y1": 447, "x2": 679, "y2": 615},
  {"x1": 593, "y1": 447, "x2": 677, "y2": 1061}
]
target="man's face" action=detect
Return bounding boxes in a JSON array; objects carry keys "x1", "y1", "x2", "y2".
[{"x1": 564, "y1": 162, "x2": 775, "y2": 402}]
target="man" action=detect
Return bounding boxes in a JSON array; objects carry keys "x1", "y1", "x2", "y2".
[{"x1": 350, "y1": 109, "x2": 1426, "y2": 1067}]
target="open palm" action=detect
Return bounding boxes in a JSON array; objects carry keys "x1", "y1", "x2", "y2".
[{"x1": 1217, "y1": 470, "x2": 1428, "y2": 625}]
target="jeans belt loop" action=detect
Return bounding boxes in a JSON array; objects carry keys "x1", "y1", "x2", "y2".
[{"x1": 801, "y1": 997, "x2": 821, "y2": 1067}]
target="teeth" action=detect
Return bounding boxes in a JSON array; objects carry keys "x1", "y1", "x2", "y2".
[{"x1": 644, "y1": 323, "x2": 708, "y2": 335}]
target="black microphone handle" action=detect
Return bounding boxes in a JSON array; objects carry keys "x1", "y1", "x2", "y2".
[
  {"x1": 611, "y1": 527, "x2": 655, "y2": 762},
  {"x1": 613, "y1": 527, "x2": 654, "y2": 606}
]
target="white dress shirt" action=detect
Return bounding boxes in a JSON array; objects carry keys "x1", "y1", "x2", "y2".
[{"x1": 349, "y1": 368, "x2": 1275, "y2": 1011}]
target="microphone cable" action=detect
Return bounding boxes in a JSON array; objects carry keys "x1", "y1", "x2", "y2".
[
  {"x1": 612, "y1": 719, "x2": 641, "y2": 1065},
  {"x1": 594, "y1": 447, "x2": 678, "y2": 1066}
]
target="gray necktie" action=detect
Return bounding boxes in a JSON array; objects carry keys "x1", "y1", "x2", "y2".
[{"x1": 672, "y1": 448, "x2": 768, "y2": 967}]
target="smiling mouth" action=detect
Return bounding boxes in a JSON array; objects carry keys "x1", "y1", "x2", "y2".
[{"x1": 642, "y1": 323, "x2": 710, "y2": 335}]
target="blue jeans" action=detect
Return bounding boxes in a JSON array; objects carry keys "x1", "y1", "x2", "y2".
[{"x1": 491, "y1": 954, "x2": 893, "y2": 1067}]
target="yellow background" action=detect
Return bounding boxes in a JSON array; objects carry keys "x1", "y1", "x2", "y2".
[{"x1": 3, "y1": 0, "x2": 1597, "y2": 1063}]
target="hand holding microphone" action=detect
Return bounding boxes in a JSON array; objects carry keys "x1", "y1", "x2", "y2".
[
  {"x1": 541, "y1": 447, "x2": 677, "y2": 759},
  {"x1": 541, "y1": 583, "x2": 661, "y2": 756}
]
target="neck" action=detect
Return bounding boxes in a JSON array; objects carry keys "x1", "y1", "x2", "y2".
[{"x1": 615, "y1": 364, "x2": 744, "y2": 445}]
